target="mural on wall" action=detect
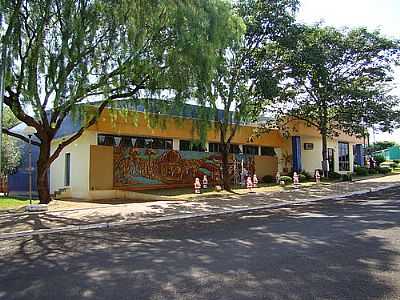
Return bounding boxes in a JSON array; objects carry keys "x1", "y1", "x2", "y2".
[{"x1": 113, "y1": 146, "x2": 255, "y2": 188}]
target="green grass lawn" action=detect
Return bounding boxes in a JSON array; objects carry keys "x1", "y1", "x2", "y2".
[{"x1": 0, "y1": 197, "x2": 39, "y2": 211}]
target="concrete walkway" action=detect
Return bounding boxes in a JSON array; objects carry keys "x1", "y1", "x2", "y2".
[{"x1": 1, "y1": 174, "x2": 399, "y2": 238}]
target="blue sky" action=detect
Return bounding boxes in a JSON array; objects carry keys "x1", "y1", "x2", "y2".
[{"x1": 297, "y1": 0, "x2": 400, "y2": 143}]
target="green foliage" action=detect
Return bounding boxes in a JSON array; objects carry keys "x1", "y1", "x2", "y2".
[
  {"x1": 377, "y1": 167, "x2": 391, "y2": 174},
  {"x1": 298, "y1": 174, "x2": 307, "y2": 182},
  {"x1": 368, "y1": 168, "x2": 378, "y2": 175},
  {"x1": 1, "y1": 108, "x2": 21, "y2": 175},
  {"x1": 260, "y1": 24, "x2": 400, "y2": 174},
  {"x1": 341, "y1": 173, "x2": 353, "y2": 182},
  {"x1": 1, "y1": 0, "x2": 239, "y2": 202},
  {"x1": 300, "y1": 170, "x2": 312, "y2": 180},
  {"x1": 373, "y1": 155, "x2": 386, "y2": 165},
  {"x1": 199, "y1": 0, "x2": 299, "y2": 189},
  {"x1": 262, "y1": 175, "x2": 275, "y2": 183},
  {"x1": 354, "y1": 166, "x2": 369, "y2": 176},
  {"x1": 280, "y1": 175, "x2": 292, "y2": 184}
]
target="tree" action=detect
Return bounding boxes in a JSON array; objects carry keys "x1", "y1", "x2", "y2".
[
  {"x1": 1, "y1": 107, "x2": 21, "y2": 175},
  {"x1": 0, "y1": 0, "x2": 236, "y2": 203},
  {"x1": 201, "y1": 0, "x2": 299, "y2": 189},
  {"x1": 263, "y1": 25, "x2": 400, "y2": 175}
]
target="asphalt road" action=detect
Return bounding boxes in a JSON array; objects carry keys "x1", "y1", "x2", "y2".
[{"x1": 1, "y1": 188, "x2": 400, "y2": 300}]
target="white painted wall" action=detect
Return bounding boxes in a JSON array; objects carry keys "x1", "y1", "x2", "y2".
[
  {"x1": 50, "y1": 131, "x2": 97, "y2": 198},
  {"x1": 300, "y1": 135, "x2": 355, "y2": 174}
]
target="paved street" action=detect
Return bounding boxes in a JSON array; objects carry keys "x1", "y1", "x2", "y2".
[{"x1": 1, "y1": 187, "x2": 400, "y2": 300}]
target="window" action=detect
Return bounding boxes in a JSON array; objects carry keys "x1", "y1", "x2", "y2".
[
  {"x1": 98, "y1": 134, "x2": 172, "y2": 150},
  {"x1": 304, "y1": 143, "x2": 314, "y2": 150},
  {"x1": 261, "y1": 147, "x2": 276, "y2": 156},
  {"x1": 338, "y1": 142, "x2": 350, "y2": 171},
  {"x1": 243, "y1": 145, "x2": 259, "y2": 155},
  {"x1": 179, "y1": 140, "x2": 191, "y2": 151},
  {"x1": 229, "y1": 144, "x2": 241, "y2": 154},
  {"x1": 65, "y1": 153, "x2": 71, "y2": 186},
  {"x1": 179, "y1": 140, "x2": 205, "y2": 152},
  {"x1": 208, "y1": 142, "x2": 221, "y2": 153}
]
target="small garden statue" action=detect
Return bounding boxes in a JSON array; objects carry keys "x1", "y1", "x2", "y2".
[
  {"x1": 202, "y1": 175, "x2": 208, "y2": 189},
  {"x1": 194, "y1": 177, "x2": 201, "y2": 194},
  {"x1": 315, "y1": 170, "x2": 321, "y2": 184},
  {"x1": 247, "y1": 176, "x2": 254, "y2": 193},
  {"x1": 293, "y1": 172, "x2": 299, "y2": 185},
  {"x1": 275, "y1": 171, "x2": 281, "y2": 184},
  {"x1": 252, "y1": 174, "x2": 258, "y2": 188}
]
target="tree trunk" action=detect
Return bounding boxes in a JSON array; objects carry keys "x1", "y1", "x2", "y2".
[
  {"x1": 37, "y1": 141, "x2": 51, "y2": 204},
  {"x1": 321, "y1": 132, "x2": 329, "y2": 177},
  {"x1": 221, "y1": 143, "x2": 231, "y2": 190}
]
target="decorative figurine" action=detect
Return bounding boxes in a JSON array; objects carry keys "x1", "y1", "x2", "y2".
[
  {"x1": 247, "y1": 177, "x2": 254, "y2": 193},
  {"x1": 194, "y1": 177, "x2": 201, "y2": 194},
  {"x1": 315, "y1": 170, "x2": 321, "y2": 184},
  {"x1": 202, "y1": 175, "x2": 208, "y2": 189},
  {"x1": 293, "y1": 172, "x2": 299, "y2": 185},
  {"x1": 252, "y1": 174, "x2": 258, "y2": 188}
]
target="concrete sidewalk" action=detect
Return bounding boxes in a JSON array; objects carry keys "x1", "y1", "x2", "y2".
[{"x1": 1, "y1": 174, "x2": 399, "y2": 239}]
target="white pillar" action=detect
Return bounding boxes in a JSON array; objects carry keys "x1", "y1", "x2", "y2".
[
  {"x1": 274, "y1": 148, "x2": 283, "y2": 173},
  {"x1": 173, "y1": 139, "x2": 180, "y2": 151}
]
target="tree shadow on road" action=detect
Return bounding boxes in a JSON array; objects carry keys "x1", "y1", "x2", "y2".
[{"x1": 0, "y1": 189, "x2": 399, "y2": 299}]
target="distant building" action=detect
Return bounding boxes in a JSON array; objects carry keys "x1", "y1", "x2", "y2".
[{"x1": 373, "y1": 145, "x2": 400, "y2": 161}]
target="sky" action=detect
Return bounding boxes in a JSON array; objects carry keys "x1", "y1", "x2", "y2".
[{"x1": 297, "y1": 0, "x2": 400, "y2": 143}]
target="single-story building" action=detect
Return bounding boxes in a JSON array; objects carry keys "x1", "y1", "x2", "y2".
[{"x1": 8, "y1": 102, "x2": 364, "y2": 199}]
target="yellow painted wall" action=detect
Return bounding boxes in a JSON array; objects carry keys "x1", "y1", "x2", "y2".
[
  {"x1": 89, "y1": 145, "x2": 113, "y2": 190},
  {"x1": 254, "y1": 156, "x2": 278, "y2": 178},
  {"x1": 87, "y1": 108, "x2": 285, "y2": 147}
]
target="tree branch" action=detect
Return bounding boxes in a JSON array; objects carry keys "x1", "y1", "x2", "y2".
[{"x1": 2, "y1": 128, "x2": 40, "y2": 146}]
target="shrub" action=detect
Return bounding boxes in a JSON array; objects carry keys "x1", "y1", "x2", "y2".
[
  {"x1": 328, "y1": 171, "x2": 342, "y2": 179},
  {"x1": 299, "y1": 174, "x2": 307, "y2": 182},
  {"x1": 262, "y1": 175, "x2": 275, "y2": 183},
  {"x1": 280, "y1": 176, "x2": 292, "y2": 184},
  {"x1": 354, "y1": 166, "x2": 369, "y2": 176},
  {"x1": 341, "y1": 173, "x2": 353, "y2": 181},
  {"x1": 300, "y1": 171, "x2": 313, "y2": 180},
  {"x1": 373, "y1": 155, "x2": 386, "y2": 166},
  {"x1": 377, "y1": 167, "x2": 391, "y2": 174},
  {"x1": 368, "y1": 168, "x2": 378, "y2": 175}
]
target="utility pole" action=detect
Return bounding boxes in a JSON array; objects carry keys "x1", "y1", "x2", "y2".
[{"x1": 0, "y1": 40, "x2": 7, "y2": 178}]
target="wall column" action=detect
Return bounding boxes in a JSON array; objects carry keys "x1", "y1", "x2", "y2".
[
  {"x1": 172, "y1": 139, "x2": 179, "y2": 151},
  {"x1": 292, "y1": 136, "x2": 302, "y2": 172},
  {"x1": 274, "y1": 148, "x2": 283, "y2": 174}
]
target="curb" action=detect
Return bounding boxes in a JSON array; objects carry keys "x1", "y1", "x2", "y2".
[{"x1": 1, "y1": 183, "x2": 399, "y2": 240}]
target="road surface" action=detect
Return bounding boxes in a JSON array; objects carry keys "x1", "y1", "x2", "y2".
[{"x1": 1, "y1": 188, "x2": 400, "y2": 299}]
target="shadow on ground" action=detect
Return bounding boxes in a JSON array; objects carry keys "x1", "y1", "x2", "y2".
[{"x1": 0, "y1": 188, "x2": 399, "y2": 299}]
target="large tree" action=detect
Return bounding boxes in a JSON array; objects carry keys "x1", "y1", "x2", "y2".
[
  {"x1": 263, "y1": 25, "x2": 400, "y2": 175},
  {"x1": 201, "y1": 0, "x2": 298, "y2": 189},
  {"x1": 0, "y1": 0, "x2": 236, "y2": 203}
]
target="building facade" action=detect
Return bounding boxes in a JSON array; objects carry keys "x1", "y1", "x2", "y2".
[{"x1": 9, "y1": 104, "x2": 363, "y2": 199}]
